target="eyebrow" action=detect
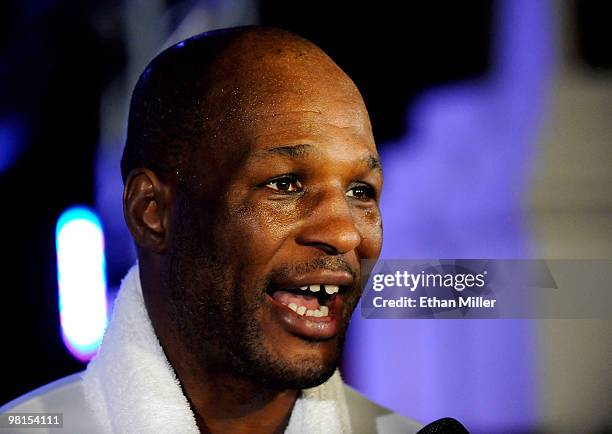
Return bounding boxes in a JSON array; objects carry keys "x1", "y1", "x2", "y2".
[
  {"x1": 366, "y1": 155, "x2": 382, "y2": 171},
  {"x1": 253, "y1": 144, "x2": 314, "y2": 159},
  {"x1": 252, "y1": 143, "x2": 382, "y2": 172}
]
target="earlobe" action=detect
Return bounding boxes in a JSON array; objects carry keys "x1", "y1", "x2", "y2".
[{"x1": 123, "y1": 168, "x2": 172, "y2": 253}]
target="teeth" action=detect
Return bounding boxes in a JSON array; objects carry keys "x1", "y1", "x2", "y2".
[
  {"x1": 293, "y1": 284, "x2": 341, "y2": 294},
  {"x1": 285, "y1": 303, "x2": 330, "y2": 318},
  {"x1": 304, "y1": 306, "x2": 329, "y2": 317},
  {"x1": 324, "y1": 285, "x2": 339, "y2": 295}
]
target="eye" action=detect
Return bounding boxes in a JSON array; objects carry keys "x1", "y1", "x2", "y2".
[
  {"x1": 265, "y1": 175, "x2": 303, "y2": 193},
  {"x1": 346, "y1": 184, "x2": 376, "y2": 201}
]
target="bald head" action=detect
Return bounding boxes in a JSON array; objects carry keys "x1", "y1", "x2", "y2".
[{"x1": 121, "y1": 26, "x2": 366, "y2": 184}]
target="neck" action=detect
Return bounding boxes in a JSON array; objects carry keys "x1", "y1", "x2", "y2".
[
  {"x1": 189, "y1": 369, "x2": 298, "y2": 434},
  {"x1": 140, "y1": 265, "x2": 300, "y2": 434},
  {"x1": 168, "y1": 345, "x2": 299, "y2": 434}
]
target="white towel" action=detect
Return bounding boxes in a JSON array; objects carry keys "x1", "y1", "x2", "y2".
[{"x1": 83, "y1": 264, "x2": 352, "y2": 433}]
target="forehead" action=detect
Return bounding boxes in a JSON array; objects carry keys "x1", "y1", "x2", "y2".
[
  {"x1": 219, "y1": 59, "x2": 373, "y2": 150},
  {"x1": 248, "y1": 94, "x2": 372, "y2": 149},
  {"x1": 187, "y1": 42, "x2": 377, "y2": 187}
]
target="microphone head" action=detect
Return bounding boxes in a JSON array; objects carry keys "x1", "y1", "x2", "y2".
[{"x1": 416, "y1": 417, "x2": 469, "y2": 434}]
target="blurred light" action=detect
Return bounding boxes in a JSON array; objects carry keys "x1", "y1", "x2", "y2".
[
  {"x1": 0, "y1": 116, "x2": 27, "y2": 174},
  {"x1": 344, "y1": 0, "x2": 551, "y2": 430},
  {"x1": 56, "y1": 206, "x2": 108, "y2": 362}
]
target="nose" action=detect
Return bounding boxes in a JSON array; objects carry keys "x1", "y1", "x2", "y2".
[{"x1": 295, "y1": 190, "x2": 362, "y2": 255}]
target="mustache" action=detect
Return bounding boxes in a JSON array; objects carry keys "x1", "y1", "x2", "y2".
[{"x1": 266, "y1": 256, "x2": 358, "y2": 284}]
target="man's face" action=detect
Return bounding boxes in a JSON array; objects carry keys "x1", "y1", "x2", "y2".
[{"x1": 166, "y1": 53, "x2": 382, "y2": 390}]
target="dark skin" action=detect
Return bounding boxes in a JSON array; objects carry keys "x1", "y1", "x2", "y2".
[{"x1": 123, "y1": 31, "x2": 382, "y2": 434}]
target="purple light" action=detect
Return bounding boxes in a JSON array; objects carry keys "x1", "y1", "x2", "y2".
[{"x1": 344, "y1": 0, "x2": 553, "y2": 431}]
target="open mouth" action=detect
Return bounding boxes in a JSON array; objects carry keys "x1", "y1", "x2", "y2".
[
  {"x1": 263, "y1": 270, "x2": 354, "y2": 340},
  {"x1": 265, "y1": 284, "x2": 346, "y2": 319}
]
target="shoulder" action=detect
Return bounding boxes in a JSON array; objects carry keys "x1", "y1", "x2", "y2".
[
  {"x1": 0, "y1": 372, "x2": 105, "y2": 434},
  {"x1": 343, "y1": 383, "x2": 423, "y2": 434}
]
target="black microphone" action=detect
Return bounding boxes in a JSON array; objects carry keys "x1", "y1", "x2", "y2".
[{"x1": 416, "y1": 417, "x2": 469, "y2": 434}]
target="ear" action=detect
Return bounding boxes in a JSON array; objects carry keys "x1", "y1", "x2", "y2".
[{"x1": 123, "y1": 168, "x2": 173, "y2": 253}]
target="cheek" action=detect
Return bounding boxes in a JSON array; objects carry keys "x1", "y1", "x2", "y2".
[
  {"x1": 356, "y1": 208, "x2": 383, "y2": 258},
  {"x1": 225, "y1": 197, "x2": 302, "y2": 265}
]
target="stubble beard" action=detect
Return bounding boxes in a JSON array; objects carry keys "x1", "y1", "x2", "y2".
[{"x1": 165, "y1": 188, "x2": 352, "y2": 391}]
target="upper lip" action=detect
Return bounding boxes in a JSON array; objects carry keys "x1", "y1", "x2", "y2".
[{"x1": 272, "y1": 270, "x2": 355, "y2": 291}]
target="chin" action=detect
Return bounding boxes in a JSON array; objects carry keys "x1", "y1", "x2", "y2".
[
  {"x1": 264, "y1": 356, "x2": 339, "y2": 391},
  {"x1": 288, "y1": 366, "x2": 338, "y2": 390},
  {"x1": 258, "y1": 339, "x2": 342, "y2": 390}
]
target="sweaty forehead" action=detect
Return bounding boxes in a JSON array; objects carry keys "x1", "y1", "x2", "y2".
[
  {"x1": 199, "y1": 35, "x2": 373, "y2": 155},
  {"x1": 209, "y1": 32, "x2": 355, "y2": 93}
]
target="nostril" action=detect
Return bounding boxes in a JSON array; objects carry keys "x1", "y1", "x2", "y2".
[{"x1": 305, "y1": 242, "x2": 341, "y2": 256}]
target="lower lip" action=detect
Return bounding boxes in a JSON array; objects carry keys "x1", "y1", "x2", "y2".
[{"x1": 266, "y1": 294, "x2": 342, "y2": 340}]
